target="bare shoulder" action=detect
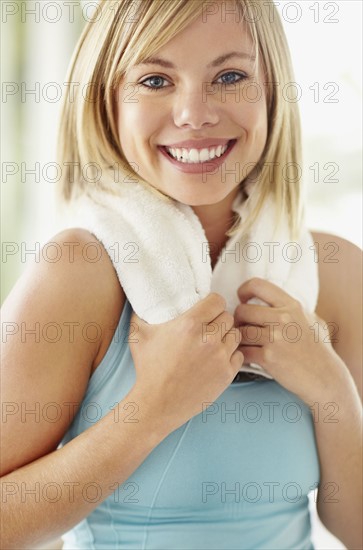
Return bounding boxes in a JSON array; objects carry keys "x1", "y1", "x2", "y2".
[
  {"x1": 310, "y1": 231, "x2": 362, "y2": 317},
  {"x1": 3, "y1": 226, "x2": 126, "y2": 354},
  {"x1": 310, "y1": 231, "x2": 362, "y2": 398},
  {"x1": 310, "y1": 231, "x2": 362, "y2": 272},
  {"x1": 0, "y1": 227, "x2": 125, "y2": 476}
]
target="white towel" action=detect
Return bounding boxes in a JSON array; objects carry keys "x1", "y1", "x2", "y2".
[{"x1": 71, "y1": 180, "x2": 319, "y2": 379}]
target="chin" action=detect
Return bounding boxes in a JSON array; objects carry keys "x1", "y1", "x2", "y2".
[
  {"x1": 166, "y1": 192, "x2": 223, "y2": 207},
  {"x1": 146, "y1": 177, "x2": 235, "y2": 207},
  {"x1": 185, "y1": 189, "x2": 235, "y2": 207}
]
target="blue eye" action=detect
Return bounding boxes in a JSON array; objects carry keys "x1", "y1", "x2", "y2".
[
  {"x1": 140, "y1": 75, "x2": 168, "y2": 91},
  {"x1": 139, "y1": 71, "x2": 248, "y2": 92},
  {"x1": 217, "y1": 71, "x2": 247, "y2": 85}
]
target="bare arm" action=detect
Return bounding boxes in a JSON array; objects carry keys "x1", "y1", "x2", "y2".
[
  {"x1": 1, "y1": 228, "x2": 123, "y2": 477},
  {"x1": 312, "y1": 231, "x2": 362, "y2": 400},
  {"x1": 233, "y1": 232, "x2": 362, "y2": 548},
  {"x1": 311, "y1": 232, "x2": 362, "y2": 548},
  {"x1": 1, "y1": 228, "x2": 242, "y2": 548},
  {"x1": 1, "y1": 386, "x2": 168, "y2": 549},
  {"x1": 0, "y1": 229, "x2": 167, "y2": 548}
]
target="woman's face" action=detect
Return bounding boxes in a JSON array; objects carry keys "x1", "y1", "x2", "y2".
[{"x1": 116, "y1": 3, "x2": 268, "y2": 206}]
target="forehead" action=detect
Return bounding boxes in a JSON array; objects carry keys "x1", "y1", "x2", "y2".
[
  {"x1": 160, "y1": 5, "x2": 252, "y2": 51},
  {"x1": 129, "y1": 4, "x2": 256, "y2": 73}
]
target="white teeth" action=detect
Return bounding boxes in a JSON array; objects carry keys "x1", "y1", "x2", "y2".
[
  {"x1": 165, "y1": 142, "x2": 229, "y2": 163},
  {"x1": 199, "y1": 148, "x2": 210, "y2": 162},
  {"x1": 189, "y1": 149, "x2": 199, "y2": 162}
]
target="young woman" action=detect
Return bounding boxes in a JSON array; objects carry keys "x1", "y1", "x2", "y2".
[{"x1": 1, "y1": 1, "x2": 362, "y2": 548}]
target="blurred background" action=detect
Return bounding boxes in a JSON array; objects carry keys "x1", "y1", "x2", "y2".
[{"x1": 1, "y1": 1, "x2": 361, "y2": 548}]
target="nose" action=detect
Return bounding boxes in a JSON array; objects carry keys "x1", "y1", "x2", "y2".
[{"x1": 173, "y1": 87, "x2": 219, "y2": 129}]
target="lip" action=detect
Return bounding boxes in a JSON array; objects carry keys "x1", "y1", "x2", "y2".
[
  {"x1": 158, "y1": 139, "x2": 237, "y2": 174},
  {"x1": 162, "y1": 138, "x2": 232, "y2": 150}
]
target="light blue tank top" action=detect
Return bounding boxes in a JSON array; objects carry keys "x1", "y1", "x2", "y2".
[{"x1": 60, "y1": 298, "x2": 319, "y2": 549}]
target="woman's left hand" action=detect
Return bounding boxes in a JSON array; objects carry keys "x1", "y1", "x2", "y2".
[{"x1": 234, "y1": 277, "x2": 348, "y2": 405}]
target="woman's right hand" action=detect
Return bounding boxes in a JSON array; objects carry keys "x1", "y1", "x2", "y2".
[{"x1": 129, "y1": 293, "x2": 244, "y2": 433}]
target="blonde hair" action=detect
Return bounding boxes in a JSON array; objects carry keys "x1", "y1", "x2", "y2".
[{"x1": 57, "y1": 0, "x2": 304, "y2": 240}]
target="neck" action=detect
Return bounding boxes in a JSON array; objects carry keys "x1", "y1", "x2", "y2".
[{"x1": 191, "y1": 188, "x2": 241, "y2": 269}]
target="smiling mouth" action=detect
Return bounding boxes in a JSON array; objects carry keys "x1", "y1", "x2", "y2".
[{"x1": 161, "y1": 139, "x2": 236, "y2": 164}]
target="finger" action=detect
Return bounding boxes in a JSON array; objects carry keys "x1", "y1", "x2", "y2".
[
  {"x1": 183, "y1": 292, "x2": 226, "y2": 323},
  {"x1": 130, "y1": 311, "x2": 144, "y2": 324},
  {"x1": 129, "y1": 314, "x2": 142, "y2": 343},
  {"x1": 237, "y1": 277, "x2": 297, "y2": 308},
  {"x1": 223, "y1": 327, "x2": 242, "y2": 348},
  {"x1": 238, "y1": 325, "x2": 272, "y2": 346},
  {"x1": 230, "y1": 348, "x2": 244, "y2": 373},
  {"x1": 130, "y1": 311, "x2": 150, "y2": 334},
  {"x1": 234, "y1": 302, "x2": 278, "y2": 326},
  {"x1": 239, "y1": 345, "x2": 267, "y2": 367},
  {"x1": 202, "y1": 311, "x2": 234, "y2": 342},
  {"x1": 215, "y1": 311, "x2": 235, "y2": 337}
]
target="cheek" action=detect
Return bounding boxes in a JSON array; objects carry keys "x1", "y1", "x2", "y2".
[
  {"x1": 117, "y1": 94, "x2": 158, "y2": 146},
  {"x1": 246, "y1": 95, "x2": 268, "y2": 145},
  {"x1": 116, "y1": 104, "x2": 138, "y2": 166},
  {"x1": 232, "y1": 98, "x2": 267, "y2": 152},
  {"x1": 255, "y1": 106, "x2": 268, "y2": 145},
  {"x1": 116, "y1": 93, "x2": 161, "y2": 176},
  {"x1": 243, "y1": 91, "x2": 267, "y2": 121}
]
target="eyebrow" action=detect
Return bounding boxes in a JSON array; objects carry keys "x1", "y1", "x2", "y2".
[{"x1": 134, "y1": 51, "x2": 256, "y2": 69}]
